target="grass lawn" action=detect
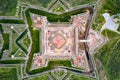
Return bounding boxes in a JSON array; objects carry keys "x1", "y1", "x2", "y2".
[
  {"x1": 9, "y1": 29, "x2": 18, "y2": 56},
  {"x1": 0, "y1": 39, "x2": 2, "y2": 44},
  {"x1": 117, "y1": 25, "x2": 120, "y2": 32},
  {"x1": 101, "y1": 29, "x2": 120, "y2": 39},
  {"x1": 30, "y1": 75, "x2": 49, "y2": 80},
  {"x1": 64, "y1": 0, "x2": 96, "y2": 7},
  {"x1": 52, "y1": 5, "x2": 65, "y2": 12},
  {"x1": 0, "y1": 0, "x2": 17, "y2": 16},
  {"x1": 26, "y1": 7, "x2": 88, "y2": 22},
  {"x1": 94, "y1": 36, "x2": 120, "y2": 80},
  {"x1": 15, "y1": 29, "x2": 28, "y2": 54},
  {"x1": 25, "y1": 9, "x2": 41, "y2": 73},
  {"x1": 23, "y1": 35, "x2": 30, "y2": 48},
  {"x1": 28, "y1": 60, "x2": 72, "y2": 74},
  {"x1": 19, "y1": 0, "x2": 55, "y2": 8},
  {"x1": 0, "y1": 67, "x2": 18, "y2": 80},
  {"x1": 70, "y1": 75, "x2": 96, "y2": 80},
  {"x1": 14, "y1": 50, "x2": 26, "y2": 57},
  {"x1": 53, "y1": 70, "x2": 65, "y2": 76},
  {"x1": 2, "y1": 33, "x2": 9, "y2": 50}
]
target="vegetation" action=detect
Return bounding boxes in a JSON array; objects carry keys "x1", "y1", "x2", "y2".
[
  {"x1": 25, "y1": 9, "x2": 41, "y2": 73},
  {"x1": 2, "y1": 33, "x2": 9, "y2": 50},
  {"x1": 9, "y1": 29, "x2": 19, "y2": 56},
  {"x1": 15, "y1": 29, "x2": 28, "y2": 54},
  {"x1": 0, "y1": 19, "x2": 25, "y2": 24},
  {"x1": 0, "y1": 59, "x2": 25, "y2": 64},
  {"x1": 64, "y1": 0, "x2": 96, "y2": 7},
  {"x1": 0, "y1": 39, "x2": 2, "y2": 44},
  {"x1": 94, "y1": 36, "x2": 120, "y2": 80},
  {"x1": 30, "y1": 75, "x2": 49, "y2": 80},
  {"x1": 70, "y1": 75, "x2": 96, "y2": 80},
  {"x1": 93, "y1": 0, "x2": 120, "y2": 30},
  {"x1": 0, "y1": 67, "x2": 18, "y2": 80},
  {"x1": 14, "y1": 50, "x2": 26, "y2": 57},
  {"x1": 23, "y1": 35, "x2": 31, "y2": 48},
  {"x1": 28, "y1": 60, "x2": 72, "y2": 74},
  {"x1": 26, "y1": 7, "x2": 88, "y2": 22},
  {"x1": 0, "y1": 0, "x2": 17, "y2": 16},
  {"x1": 101, "y1": 29, "x2": 120, "y2": 39},
  {"x1": 52, "y1": 5, "x2": 65, "y2": 12},
  {"x1": 93, "y1": 1, "x2": 120, "y2": 79},
  {"x1": 19, "y1": 0, "x2": 54, "y2": 8},
  {"x1": 53, "y1": 70, "x2": 65, "y2": 76}
]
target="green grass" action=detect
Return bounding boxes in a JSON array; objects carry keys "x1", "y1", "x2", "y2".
[
  {"x1": 0, "y1": 67, "x2": 18, "y2": 80},
  {"x1": 2, "y1": 33, "x2": 9, "y2": 50},
  {"x1": 23, "y1": 35, "x2": 31, "y2": 48},
  {"x1": 14, "y1": 50, "x2": 26, "y2": 57},
  {"x1": 25, "y1": 9, "x2": 41, "y2": 73},
  {"x1": 26, "y1": 7, "x2": 89, "y2": 22},
  {"x1": 0, "y1": 0, "x2": 17, "y2": 16},
  {"x1": 0, "y1": 39, "x2": 2, "y2": 44},
  {"x1": 94, "y1": 36, "x2": 120, "y2": 80},
  {"x1": 101, "y1": 29, "x2": 120, "y2": 39},
  {"x1": 28, "y1": 60, "x2": 72, "y2": 74},
  {"x1": 15, "y1": 29, "x2": 28, "y2": 54},
  {"x1": 19, "y1": 0, "x2": 54, "y2": 8},
  {"x1": 30, "y1": 75, "x2": 49, "y2": 80},
  {"x1": 70, "y1": 75, "x2": 96, "y2": 80},
  {"x1": 9, "y1": 29, "x2": 19, "y2": 56},
  {"x1": 53, "y1": 70, "x2": 65, "y2": 76},
  {"x1": 65, "y1": 0, "x2": 96, "y2": 7},
  {"x1": 52, "y1": 5, "x2": 65, "y2": 12},
  {"x1": 117, "y1": 25, "x2": 120, "y2": 32},
  {"x1": 0, "y1": 59, "x2": 25, "y2": 64},
  {"x1": 0, "y1": 19, "x2": 25, "y2": 24}
]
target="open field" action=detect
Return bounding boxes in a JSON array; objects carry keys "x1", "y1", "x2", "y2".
[
  {"x1": 26, "y1": 7, "x2": 87, "y2": 22},
  {"x1": 101, "y1": 29, "x2": 120, "y2": 39},
  {"x1": 2, "y1": 33, "x2": 9, "y2": 50},
  {"x1": 0, "y1": 67, "x2": 18, "y2": 80},
  {"x1": 94, "y1": 36, "x2": 120, "y2": 80},
  {"x1": 0, "y1": 0, "x2": 17, "y2": 16},
  {"x1": 19, "y1": 0, "x2": 55, "y2": 8},
  {"x1": 30, "y1": 75, "x2": 49, "y2": 80},
  {"x1": 70, "y1": 75, "x2": 96, "y2": 80},
  {"x1": 27, "y1": 60, "x2": 72, "y2": 74},
  {"x1": 52, "y1": 5, "x2": 65, "y2": 12},
  {"x1": 64, "y1": 0, "x2": 97, "y2": 7},
  {"x1": 93, "y1": 1, "x2": 120, "y2": 79}
]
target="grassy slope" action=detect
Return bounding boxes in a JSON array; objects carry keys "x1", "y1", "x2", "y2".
[
  {"x1": 70, "y1": 75, "x2": 96, "y2": 80},
  {"x1": 0, "y1": 0, "x2": 17, "y2": 16},
  {"x1": 0, "y1": 67, "x2": 18, "y2": 80},
  {"x1": 93, "y1": 0, "x2": 120, "y2": 80},
  {"x1": 71, "y1": 0, "x2": 96, "y2": 7},
  {"x1": 30, "y1": 75, "x2": 48, "y2": 80},
  {"x1": 94, "y1": 36, "x2": 120, "y2": 80},
  {"x1": 19, "y1": 0, "x2": 53, "y2": 8}
]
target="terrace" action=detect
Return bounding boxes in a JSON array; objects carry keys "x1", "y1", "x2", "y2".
[{"x1": 43, "y1": 24, "x2": 75, "y2": 58}]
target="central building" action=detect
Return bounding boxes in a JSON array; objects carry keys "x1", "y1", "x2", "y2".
[{"x1": 43, "y1": 24, "x2": 75, "y2": 59}]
